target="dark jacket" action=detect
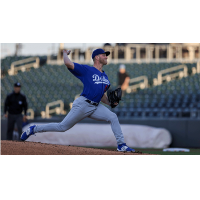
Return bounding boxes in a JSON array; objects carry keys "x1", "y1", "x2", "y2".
[
  {"x1": 118, "y1": 72, "x2": 130, "y2": 86},
  {"x1": 4, "y1": 91, "x2": 28, "y2": 115}
]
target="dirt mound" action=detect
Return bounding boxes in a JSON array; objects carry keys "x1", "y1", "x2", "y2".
[{"x1": 1, "y1": 140, "x2": 152, "y2": 155}]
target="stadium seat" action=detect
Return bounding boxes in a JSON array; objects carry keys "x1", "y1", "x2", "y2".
[{"x1": 1, "y1": 57, "x2": 199, "y2": 118}]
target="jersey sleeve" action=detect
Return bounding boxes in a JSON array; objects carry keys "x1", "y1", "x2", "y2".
[{"x1": 68, "y1": 62, "x2": 88, "y2": 79}]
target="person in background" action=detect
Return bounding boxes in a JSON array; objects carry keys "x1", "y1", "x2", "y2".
[
  {"x1": 4, "y1": 82, "x2": 28, "y2": 140},
  {"x1": 11, "y1": 115, "x2": 29, "y2": 141},
  {"x1": 118, "y1": 64, "x2": 130, "y2": 94},
  {"x1": 22, "y1": 116, "x2": 29, "y2": 127}
]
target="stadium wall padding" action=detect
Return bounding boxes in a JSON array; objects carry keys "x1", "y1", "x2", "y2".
[
  {"x1": 21, "y1": 123, "x2": 171, "y2": 148},
  {"x1": 1, "y1": 118, "x2": 200, "y2": 148}
]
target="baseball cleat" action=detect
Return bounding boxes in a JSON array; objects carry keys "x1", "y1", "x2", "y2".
[
  {"x1": 117, "y1": 143, "x2": 135, "y2": 152},
  {"x1": 20, "y1": 125, "x2": 36, "y2": 141}
]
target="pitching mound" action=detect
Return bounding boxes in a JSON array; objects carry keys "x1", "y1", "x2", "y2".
[{"x1": 1, "y1": 140, "x2": 152, "y2": 155}]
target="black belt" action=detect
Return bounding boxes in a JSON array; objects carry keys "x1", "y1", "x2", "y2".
[{"x1": 85, "y1": 99, "x2": 99, "y2": 106}]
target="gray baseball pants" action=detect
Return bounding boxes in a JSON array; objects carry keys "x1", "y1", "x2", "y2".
[{"x1": 34, "y1": 96, "x2": 125, "y2": 145}]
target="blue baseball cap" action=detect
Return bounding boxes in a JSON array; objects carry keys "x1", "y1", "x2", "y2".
[{"x1": 92, "y1": 48, "x2": 110, "y2": 59}]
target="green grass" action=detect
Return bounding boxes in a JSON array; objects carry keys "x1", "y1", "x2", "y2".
[
  {"x1": 133, "y1": 148, "x2": 200, "y2": 155},
  {"x1": 82, "y1": 146, "x2": 200, "y2": 155}
]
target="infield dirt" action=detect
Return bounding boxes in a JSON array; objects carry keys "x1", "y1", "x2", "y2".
[{"x1": 1, "y1": 140, "x2": 153, "y2": 155}]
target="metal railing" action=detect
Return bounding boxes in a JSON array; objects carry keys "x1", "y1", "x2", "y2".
[
  {"x1": 8, "y1": 57, "x2": 40, "y2": 75},
  {"x1": 156, "y1": 65, "x2": 188, "y2": 85},
  {"x1": 52, "y1": 43, "x2": 200, "y2": 64},
  {"x1": 22, "y1": 108, "x2": 34, "y2": 119},
  {"x1": 126, "y1": 76, "x2": 148, "y2": 93},
  {"x1": 197, "y1": 61, "x2": 200, "y2": 73},
  {"x1": 27, "y1": 108, "x2": 34, "y2": 119},
  {"x1": 44, "y1": 100, "x2": 66, "y2": 118}
]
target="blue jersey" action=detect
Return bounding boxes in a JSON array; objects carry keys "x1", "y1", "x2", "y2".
[{"x1": 68, "y1": 63, "x2": 110, "y2": 103}]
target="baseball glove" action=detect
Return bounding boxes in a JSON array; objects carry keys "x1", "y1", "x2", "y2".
[{"x1": 108, "y1": 88, "x2": 122, "y2": 108}]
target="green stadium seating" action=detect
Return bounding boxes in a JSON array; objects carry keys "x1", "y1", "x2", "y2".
[
  {"x1": 1, "y1": 58, "x2": 199, "y2": 118},
  {"x1": 1, "y1": 64, "x2": 84, "y2": 116}
]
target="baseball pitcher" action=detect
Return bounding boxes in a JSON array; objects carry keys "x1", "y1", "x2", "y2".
[{"x1": 21, "y1": 48, "x2": 135, "y2": 152}]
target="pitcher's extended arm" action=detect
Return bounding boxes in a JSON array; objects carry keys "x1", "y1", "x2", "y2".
[{"x1": 63, "y1": 50, "x2": 74, "y2": 70}]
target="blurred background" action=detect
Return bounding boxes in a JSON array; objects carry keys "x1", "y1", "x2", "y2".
[{"x1": 1, "y1": 43, "x2": 200, "y2": 150}]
